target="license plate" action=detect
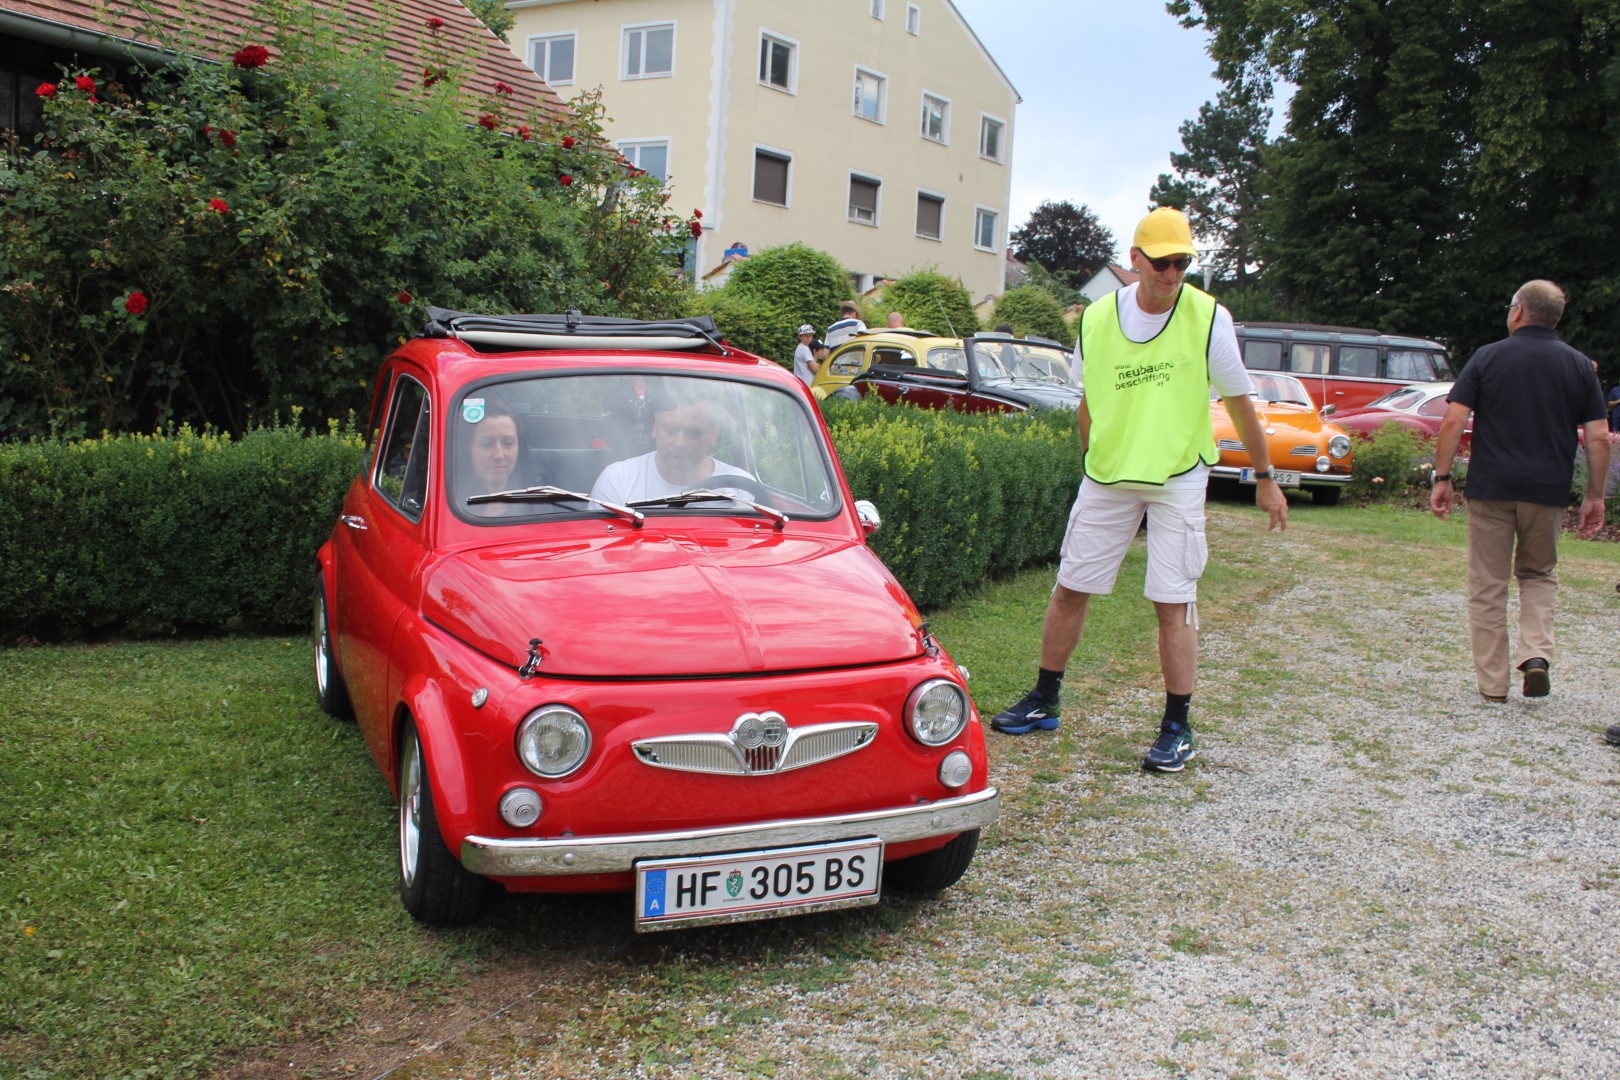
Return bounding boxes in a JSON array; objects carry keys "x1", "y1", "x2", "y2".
[
  {"x1": 634, "y1": 838, "x2": 882, "y2": 931},
  {"x1": 1241, "y1": 467, "x2": 1300, "y2": 487}
]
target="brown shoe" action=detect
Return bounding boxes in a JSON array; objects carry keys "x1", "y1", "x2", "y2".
[
  {"x1": 1519, "y1": 658, "x2": 1550, "y2": 698},
  {"x1": 1481, "y1": 693, "x2": 1507, "y2": 704}
]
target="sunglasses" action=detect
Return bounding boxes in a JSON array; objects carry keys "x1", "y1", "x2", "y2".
[{"x1": 1140, "y1": 252, "x2": 1192, "y2": 273}]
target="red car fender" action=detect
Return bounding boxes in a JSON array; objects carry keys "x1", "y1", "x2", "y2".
[{"x1": 395, "y1": 674, "x2": 478, "y2": 850}]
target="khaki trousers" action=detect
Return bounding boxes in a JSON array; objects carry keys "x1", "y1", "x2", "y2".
[{"x1": 1465, "y1": 499, "x2": 1563, "y2": 697}]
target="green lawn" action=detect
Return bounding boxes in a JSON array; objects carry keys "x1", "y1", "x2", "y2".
[{"x1": 2, "y1": 495, "x2": 1614, "y2": 1076}]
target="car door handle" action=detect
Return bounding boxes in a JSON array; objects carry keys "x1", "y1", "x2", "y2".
[
  {"x1": 896, "y1": 386, "x2": 910, "y2": 395},
  {"x1": 341, "y1": 514, "x2": 368, "y2": 530}
]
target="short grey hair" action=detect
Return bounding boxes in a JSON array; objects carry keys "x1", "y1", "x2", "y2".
[{"x1": 1512, "y1": 279, "x2": 1565, "y2": 328}]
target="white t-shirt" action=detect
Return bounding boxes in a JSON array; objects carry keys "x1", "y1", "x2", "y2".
[
  {"x1": 825, "y1": 317, "x2": 867, "y2": 347},
  {"x1": 1074, "y1": 284, "x2": 1254, "y2": 489},
  {"x1": 793, "y1": 342, "x2": 817, "y2": 385},
  {"x1": 590, "y1": 451, "x2": 754, "y2": 506}
]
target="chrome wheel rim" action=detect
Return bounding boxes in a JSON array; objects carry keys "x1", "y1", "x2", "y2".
[
  {"x1": 314, "y1": 590, "x2": 331, "y2": 697},
  {"x1": 399, "y1": 732, "x2": 423, "y2": 889}
]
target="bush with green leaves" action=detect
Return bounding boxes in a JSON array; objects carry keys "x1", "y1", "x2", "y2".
[
  {"x1": 991, "y1": 285, "x2": 1074, "y2": 346},
  {"x1": 1349, "y1": 422, "x2": 1428, "y2": 500},
  {"x1": 0, "y1": 419, "x2": 365, "y2": 641},
  {"x1": 683, "y1": 289, "x2": 791, "y2": 365},
  {"x1": 719, "y1": 241, "x2": 851, "y2": 354},
  {"x1": 0, "y1": 3, "x2": 694, "y2": 439},
  {"x1": 878, "y1": 270, "x2": 980, "y2": 338},
  {"x1": 825, "y1": 397, "x2": 1082, "y2": 609}
]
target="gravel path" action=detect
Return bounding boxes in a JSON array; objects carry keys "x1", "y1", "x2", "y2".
[{"x1": 325, "y1": 506, "x2": 1620, "y2": 1080}]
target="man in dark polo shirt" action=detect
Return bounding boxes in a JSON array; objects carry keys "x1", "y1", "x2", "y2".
[{"x1": 1431, "y1": 279, "x2": 1609, "y2": 702}]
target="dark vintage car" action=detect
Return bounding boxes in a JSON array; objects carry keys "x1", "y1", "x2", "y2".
[
  {"x1": 314, "y1": 310, "x2": 999, "y2": 930},
  {"x1": 836, "y1": 333, "x2": 1082, "y2": 413}
]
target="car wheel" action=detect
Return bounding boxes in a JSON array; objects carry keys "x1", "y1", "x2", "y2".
[
  {"x1": 884, "y1": 829, "x2": 980, "y2": 894},
  {"x1": 313, "y1": 574, "x2": 353, "y2": 720},
  {"x1": 398, "y1": 718, "x2": 493, "y2": 925},
  {"x1": 1311, "y1": 486, "x2": 1343, "y2": 506}
]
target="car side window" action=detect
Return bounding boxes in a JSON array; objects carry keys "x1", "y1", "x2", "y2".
[
  {"x1": 1417, "y1": 396, "x2": 1448, "y2": 418},
  {"x1": 374, "y1": 375, "x2": 431, "y2": 520},
  {"x1": 1386, "y1": 349, "x2": 1434, "y2": 381},
  {"x1": 1288, "y1": 343, "x2": 1329, "y2": 375},
  {"x1": 1242, "y1": 340, "x2": 1283, "y2": 370},
  {"x1": 829, "y1": 346, "x2": 867, "y2": 376},
  {"x1": 872, "y1": 346, "x2": 918, "y2": 368},
  {"x1": 1338, "y1": 345, "x2": 1378, "y2": 378}
]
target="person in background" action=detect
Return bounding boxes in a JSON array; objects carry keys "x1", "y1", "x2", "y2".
[
  {"x1": 792, "y1": 324, "x2": 818, "y2": 385},
  {"x1": 459, "y1": 397, "x2": 522, "y2": 516},
  {"x1": 988, "y1": 207, "x2": 1287, "y2": 773},
  {"x1": 887, "y1": 311, "x2": 906, "y2": 329},
  {"x1": 825, "y1": 302, "x2": 868, "y2": 347},
  {"x1": 1430, "y1": 278, "x2": 1609, "y2": 702}
]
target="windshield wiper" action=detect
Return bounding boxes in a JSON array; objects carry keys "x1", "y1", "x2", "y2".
[
  {"x1": 467, "y1": 485, "x2": 644, "y2": 527},
  {"x1": 628, "y1": 489, "x2": 789, "y2": 530}
]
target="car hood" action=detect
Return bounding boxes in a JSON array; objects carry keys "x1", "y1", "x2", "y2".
[
  {"x1": 978, "y1": 378, "x2": 1084, "y2": 410},
  {"x1": 422, "y1": 531, "x2": 924, "y2": 677}
]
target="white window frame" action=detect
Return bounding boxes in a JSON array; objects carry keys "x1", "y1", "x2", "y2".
[
  {"x1": 526, "y1": 32, "x2": 577, "y2": 86},
  {"x1": 871, "y1": 0, "x2": 885, "y2": 19},
  {"x1": 915, "y1": 189, "x2": 945, "y2": 241},
  {"x1": 853, "y1": 66, "x2": 887, "y2": 124},
  {"x1": 979, "y1": 113, "x2": 1006, "y2": 163},
  {"x1": 906, "y1": 3, "x2": 921, "y2": 34},
  {"x1": 758, "y1": 29, "x2": 798, "y2": 94},
  {"x1": 920, "y1": 91, "x2": 950, "y2": 144},
  {"x1": 622, "y1": 21, "x2": 675, "y2": 81},
  {"x1": 848, "y1": 171, "x2": 883, "y2": 227},
  {"x1": 752, "y1": 144, "x2": 793, "y2": 207},
  {"x1": 617, "y1": 138, "x2": 671, "y2": 182},
  {"x1": 974, "y1": 205, "x2": 1000, "y2": 252}
]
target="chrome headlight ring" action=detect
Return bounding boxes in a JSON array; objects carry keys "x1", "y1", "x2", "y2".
[
  {"x1": 905, "y1": 678, "x2": 969, "y2": 746},
  {"x1": 516, "y1": 704, "x2": 591, "y2": 778},
  {"x1": 1329, "y1": 433, "x2": 1351, "y2": 460}
]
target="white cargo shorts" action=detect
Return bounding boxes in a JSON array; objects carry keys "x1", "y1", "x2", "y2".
[{"x1": 1054, "y1": 477, "x2": 1209, "y2": 604}]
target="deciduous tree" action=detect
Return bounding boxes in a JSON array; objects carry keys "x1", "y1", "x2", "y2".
[{"x1": 1009, "y1": 201, "x2": 1117, "y2": 285}]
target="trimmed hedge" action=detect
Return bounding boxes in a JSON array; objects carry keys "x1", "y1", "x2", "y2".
[
  {"x1": 0, "y1": 404, "x2": 1081, "y2": 641},
  {"x1": 1, "y1": 421, "x2": 364, "y2": 641}
]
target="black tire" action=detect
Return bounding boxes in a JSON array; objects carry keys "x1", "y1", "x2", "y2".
[
  {"x1": 313, "y1": 574, "x2": 353, "y2": 720},
  {"x1": 1311, "y1": 486, "x2": 1343, "y2": 506},
  {"x1": 884, "y1": 829, "x2": 980, "y2": 894},
  {"x1": 398, "y1": 719, "x2": 493, "y2": 925}
]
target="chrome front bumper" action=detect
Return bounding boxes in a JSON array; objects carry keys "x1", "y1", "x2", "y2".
[
  {"x1": 1209, "y1": 465, "x2": 1352, "y2": 488},
  {"x1": 460, "y1": 787, "x2": 1000, "y2": 877}
]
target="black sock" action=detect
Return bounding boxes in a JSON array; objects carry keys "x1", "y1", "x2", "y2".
[
  {"x1": 1035, "y1": 668, "x2": 1064, "y2": 702},
  {"x1": 1163, "y1": 692, "x2": 1191, "y2": 732}
]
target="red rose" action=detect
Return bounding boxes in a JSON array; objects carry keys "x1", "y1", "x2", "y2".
[
  {"x1": 208, "y1": 198, "x2": 228, "y2": 214},
  {"x1": 75, "y1": 76, "x2": 96, "y2": 94},
  {"x1": 478, "y1": 114, "x2": 497, "y2": 130},
  {"x1": 232, "y1": 45, "x2": 270, "y2": 69},
  {"x1": 693, "y1": 209, "x2": 702, "y2": 219},
  {"x1": 561, "y1": 136, "x2": 575, "y2": 149},
  {"x1": 689, "y1": 221, "x2": 703, "y2": 238},
  {"x1": 36, "y1": 83, "x2": 56, "y2": 99},
  {"x1": 397, "y1": 290, "x2": 412, "y2": 305},
  {"x1": 425, "y1": 16, "x2": 444, "y2": 29},
  {"x1": 517, "y1": 125, "x2": 531, "y2": 140},
  {"x1": 423, "y1": 68, "x2": 444, "y2": 89},
  {"x1": 125, "y1": 291, "x2": 148, "y2": 315},
  {"x1": 494, "y1": 81, "x2": 514, "y2": 95},
  {"x1": 559, "y1": 174, "x2": 573, "y2": 186}
]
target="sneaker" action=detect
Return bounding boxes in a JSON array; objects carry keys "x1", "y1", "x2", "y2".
[
  {"x1": 1520, "y1": 658, "x2": 1550, "y2": 698},
  {"x1": 1605, "y1": 724, "x2": 1620, "y2": 747},
  {"x1": 990, "y1": 691, "x2": 1060, "y2": 735},
  {"x1": 1144, "y1": 726, "x2": 1196, "y2": 772}
]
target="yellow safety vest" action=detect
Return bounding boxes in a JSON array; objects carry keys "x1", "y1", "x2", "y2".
[{"x1": 1079, "y1": 285, "x2": 1218, "y2": 485}]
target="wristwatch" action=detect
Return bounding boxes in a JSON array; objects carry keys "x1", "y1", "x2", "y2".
[
  {"x1": 1253, "y1": 469, "x2": 1272, "y2": 480},
  {"x1": 1433, "y1": 473, "x2": 1451, "y2": 483}
]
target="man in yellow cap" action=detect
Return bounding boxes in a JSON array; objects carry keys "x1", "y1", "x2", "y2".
[{"x1": 989, "y1": 207, "x2": 1287, "y2": 773}]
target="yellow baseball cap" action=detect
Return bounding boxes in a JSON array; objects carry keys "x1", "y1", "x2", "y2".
[{"x1": 1133, "y1": 207, "x2": 1196, "y2": 259}]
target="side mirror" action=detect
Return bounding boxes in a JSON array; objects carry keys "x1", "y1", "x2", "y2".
[
  {"x1": 854, "y1": 499, "x2": 881, "y2": 537},
  {"x1": 1320, "y1": 403, "x2": 1336, "y2": 416}
]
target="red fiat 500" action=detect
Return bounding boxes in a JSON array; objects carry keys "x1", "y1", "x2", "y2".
[{"x1": 314, "y1": 310, "x2": 999, "y2": 930}]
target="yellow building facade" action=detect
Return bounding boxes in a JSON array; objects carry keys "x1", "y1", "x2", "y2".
[{"x1": 506, "y1": 0, "x2": 1018, "y2": 302}]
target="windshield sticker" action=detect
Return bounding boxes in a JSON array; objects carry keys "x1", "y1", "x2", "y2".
[{"x1": 462, "y1": 398, "x2": 485, "y2": 423}]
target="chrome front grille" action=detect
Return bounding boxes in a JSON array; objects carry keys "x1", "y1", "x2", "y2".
[
  {"x1": 1217, "y1": 438, "x2": 1246, "y2": 451},
  {"x1": 1288, "y1": 444, "x2": 1319, "y2": 457},
  {"x1": 633, "y1": 721, "x2": 878, "y2": 776}
]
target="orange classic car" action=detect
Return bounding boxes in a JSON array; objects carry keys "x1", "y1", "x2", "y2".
[{"x1": 1210, "y1": 371, "x2": 1354, "y2": 505}]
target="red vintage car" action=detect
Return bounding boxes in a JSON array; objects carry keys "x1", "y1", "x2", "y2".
[
  {"x1": 314, "y1": 310, "x2": 998, "y2": 930},
  {"x1": 1329, "y1": 380, "x2": 1471, "y2": 454}
]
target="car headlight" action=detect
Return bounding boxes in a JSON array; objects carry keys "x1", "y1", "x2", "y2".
[
  {"x1": 1329, "y1": 434, "x2": 1351, "y2": 459},
  {"x1": 516, "y1": 705, "x2": 591, "y2": 778},
  {"x1": 905, "y1": 679, "x2": 969, "y2": 746}
]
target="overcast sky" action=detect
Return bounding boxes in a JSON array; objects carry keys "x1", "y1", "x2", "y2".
[{"x1": 947, "y1": 0, "x2": 1230, "y2": 265}]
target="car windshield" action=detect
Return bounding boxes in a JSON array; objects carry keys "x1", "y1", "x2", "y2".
[
  {"x1": 451, "y1": 373, "x2": 840, "y2": 522},
  {"x1": 967, "y1": 341, "x2": 1074, "y2": 383},
  {"x1": 1366, "y1": 387, "x2": 1425, "y2": 410},
  {"x1": 1215, "y1": 372, "x2": 1314, "y2": 408}
]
